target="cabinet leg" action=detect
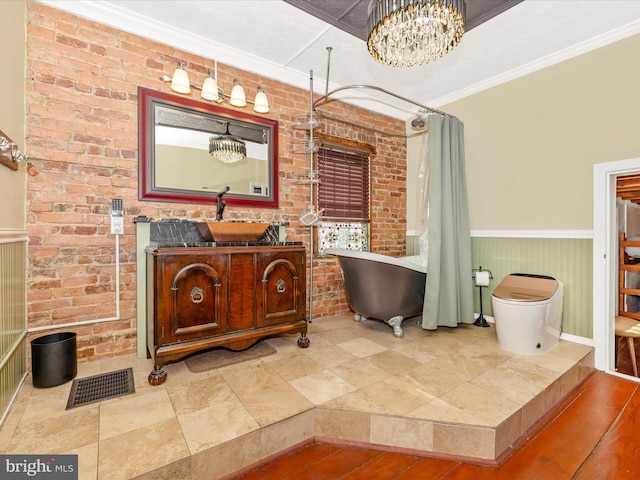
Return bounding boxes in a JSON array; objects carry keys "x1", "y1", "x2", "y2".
[
  {"x1": 148, "y1": 365, "x2": 167, "y2": 385},
  {"x1": 297, "y1": 333, "x2": 310, "y2": 348}
]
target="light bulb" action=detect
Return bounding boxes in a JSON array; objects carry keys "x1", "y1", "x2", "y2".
[
  {"x1": 253, "y1": 87, "x2": 269, "y2": 113},
  {"x1": 170, "y1": 63, "x2": 191, "y2": 94},
  {"x1": 229, "y1": 80, "x2": 246, "y2": 107},
  {"x1": 201, "y1": 75, "x2": 219, "y2": 102}
]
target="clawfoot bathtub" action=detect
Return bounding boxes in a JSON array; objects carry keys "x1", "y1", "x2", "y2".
[{"x1": 324, "y1": 248, "x2": 427, "y2": 337}]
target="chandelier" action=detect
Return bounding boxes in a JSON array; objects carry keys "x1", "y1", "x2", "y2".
[
  {"x1": 209, "y1": 123, "x2": 247, "y2": 164},
  {"x1": 367, "y1": 0, "x2": 466, "y2": 67}
]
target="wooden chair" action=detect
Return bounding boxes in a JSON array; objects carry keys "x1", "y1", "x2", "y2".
[{"x1": 615, "y1": 315, "x2": 640, "y2": 377}]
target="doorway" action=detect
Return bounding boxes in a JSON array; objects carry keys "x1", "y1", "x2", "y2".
[{"x1": 593, "y1": 157, "x2": 640, "y2": 380}]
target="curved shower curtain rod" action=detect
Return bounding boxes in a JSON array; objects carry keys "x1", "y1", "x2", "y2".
[{"x1": 312, "y1": 84, "x2": 459, "y2": 139}]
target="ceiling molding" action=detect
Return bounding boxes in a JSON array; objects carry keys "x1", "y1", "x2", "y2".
[
  {"x1": 35, "y1": 1, "x2": 640, "y2": 119},
  {"x1": 430, "y1": 18, "x2": 640, "y2": 108}
]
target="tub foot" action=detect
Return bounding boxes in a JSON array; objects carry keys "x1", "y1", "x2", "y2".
[
  {"x1": 387, "y1": 316, "x2": 404, "y2": 338},
  {"x1": 353, "y1": 313, "x2": 366, "y2": 322}
]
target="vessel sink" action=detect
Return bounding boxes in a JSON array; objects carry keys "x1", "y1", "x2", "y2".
[{"x1": 195, "y1": 222, "x2": 270, "y2": 242}]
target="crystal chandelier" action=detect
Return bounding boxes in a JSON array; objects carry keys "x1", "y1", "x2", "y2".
[
  {"x1": 367, "y1": 0, "x2": 466, "y2": 67},
  {"x1": 209, "y1": 124, "x2": 247, "y2": 164}
]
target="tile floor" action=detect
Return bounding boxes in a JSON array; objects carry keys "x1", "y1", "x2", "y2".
[{"x1": 0, "y1": 314, "x2": 595, "y2": 480}]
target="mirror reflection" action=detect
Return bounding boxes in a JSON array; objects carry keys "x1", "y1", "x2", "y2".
[{"x1": 138, "y1": 87, "x2": 279, "y2": 207}]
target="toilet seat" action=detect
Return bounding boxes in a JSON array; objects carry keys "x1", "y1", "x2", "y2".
[{"x1": 492, "y1": 273, "x2": 558, "y2": 302}]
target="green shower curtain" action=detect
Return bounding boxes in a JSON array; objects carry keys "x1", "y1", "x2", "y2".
[{"x1": 421, "y1": 114, "x2": 474, "y2": 329}]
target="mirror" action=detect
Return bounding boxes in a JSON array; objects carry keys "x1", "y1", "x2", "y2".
[{"x1": 138, "y1": 87, "x2": 278, "y2": 208}]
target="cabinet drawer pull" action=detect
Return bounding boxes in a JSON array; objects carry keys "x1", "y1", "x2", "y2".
[
  {"x1": 276, "y1": 278, "x2": 286, "y2": 294},
  {"x1": 191, "y1": 287, "x2": 204, "y2": 304}
]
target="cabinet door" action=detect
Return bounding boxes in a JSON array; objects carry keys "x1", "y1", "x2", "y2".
[
  {"x1": 255, "y1": 251, "x2": 305, "y2": 327},
  {"x1": 161, "y1": 255, "x2": 228, "y2": 343}
]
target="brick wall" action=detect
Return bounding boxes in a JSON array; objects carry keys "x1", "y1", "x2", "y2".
[{"x1": 25, "y1": 4, "x2": 407, "y2": 361}]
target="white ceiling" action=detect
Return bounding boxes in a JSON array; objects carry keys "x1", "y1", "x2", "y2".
[{"x1": 39, "y1": 1, "x2": 640, "y2": 120}]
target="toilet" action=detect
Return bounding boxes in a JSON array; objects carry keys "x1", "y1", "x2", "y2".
[{"x1": 491, "y1": 273, "x2": 564, "y2": 355}]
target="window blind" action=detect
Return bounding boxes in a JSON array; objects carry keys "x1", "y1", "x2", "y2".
[{"x1": 317, "y1": 147, "x2": 370, "y2": 221}]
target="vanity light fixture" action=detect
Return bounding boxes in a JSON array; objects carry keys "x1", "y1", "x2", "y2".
[
  {"x1": 229, "y1": 80, "x2": 247, "y2": 107},
  {"x1": 170, "y1": 62, "x2": 191, "y2": 94},
  {"x1": 209, "y1": 123, "x2": 247, "y2": 164},
  {"x1": 200, "y1": 73, "x2": 219, "y2": 102},
  {"x1": 253, "y1": 87, "x2": 269, "y2": 114},
  {"x1": 161, "y1": 62, "x2": 269, "y2": 113}
]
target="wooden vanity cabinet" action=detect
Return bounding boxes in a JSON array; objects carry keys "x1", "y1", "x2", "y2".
[{"x1": 146, "y1": 245, "x2": 309, "y2": 385}]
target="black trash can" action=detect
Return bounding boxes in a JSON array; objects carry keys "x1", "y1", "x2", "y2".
[{"x1": 31, "y1": 332, "x2": 77, "y2": 388}]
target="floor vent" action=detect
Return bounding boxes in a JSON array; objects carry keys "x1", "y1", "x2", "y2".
[{"x1": 66, "y1": 368, "x2": 135, "y2": 409}]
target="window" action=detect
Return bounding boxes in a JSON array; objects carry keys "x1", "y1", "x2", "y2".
[
  {"x1": 317, "y1": 147, "x2": 369, "y2": 221},
  {"x1": 317, "y1": 146, "x2": 370, "y2": 253}
]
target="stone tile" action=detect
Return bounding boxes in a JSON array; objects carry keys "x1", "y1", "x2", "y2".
[
  {"x1": 408, "y1": 396, "x2": 486, "y2": 426},
  {"x1": 329, "y1": 358, "x2": 393, "y2": 389},
  {"x1": 261, "y1": 410, "x2": 316, "y2": 458},
  {"x1": 303, "y1": 343, "x2": 360, "y2": 367},
  {"x1": 6, "y1": 406, "x2": 99, "y2": 454},
  {"x1": 238, "y1": 382, "x2": 314, "y2": 427},
  {"x1": 313, "y1": 326, "x2": 365, "y2": 345},
  {"x1": 359, "y1": 376, "x2": 435, "y2": 416},
  {"x1": 177, "y1": 395, "x2": 260, "y2": 454},
  {"x1": 470, "y1": 366, "x2": 546, "y2": 406},
  {"x1": 190, "y1": 431, "x2": 261, "y2": 480},
  {"x1": 551, "y1": 340, "x2": 594, "y2": 362},
  {"x1": 521, "y1": 390, "x2": 549, "y2": 434},
  {"x1": 310, "y1": 314, "x2": 358, "y2": 332},
  {"x1": 407, "y1": 380, "x2": 522, "y2": 428},
  {"x1": 0, "y1": 312, "x2": 591, "y2": 474},
  {"x1": 165, "y1": 373, "x2": 236, "y2": 416},
  {"x1": 433, "y1": 422, "x2": 496, "y2": 459},
  {"x1": 322, "y1": 389, "x2": 397, "y2": 416},
  {"x1": 494, "y1": 410, "x2": 523, "y2": 457},
  {"x1": 289, "y1": 369, "x2": 357, "y2": 404},
  {"x1": 99, "y1": 389, "x2": 177, "y2": 440},
  {"x1": 402, "y1": 363, "x2": 469, "y2": 397},
  {"x1": 19, "y1": 383, "x2": 75, "y2": 425},
  {"x1": 265, "y1": 336, "x2": 309, "y2": 357},
  {"x1": 133, "y1": 457, "x2": 192, "y2": 480},
  {"x1": 220, "y1": 361, "x2": 286, "y2": 396},
  {"x1": 76, "y1": 360, "x2": 103, "y2": 379},
  {"x1": 515, "y1": 348, "x2": 579, "y2": 374},
  {"x1": 420, "y1": 352, "x2": 494, "y2": 382},
  {"x1": 491, "y1": 356, "x2": 563, "y2": 388},
  {"x1": 69, "y1": 441, "x2": 98, "y2": 480},
  {"x1": 315, "y1": 408, "x2": 370, "y2": 443},
  {"x1": 264, "y1": 353, "x2": 325, "y2": 381},
  {"x1": 365, "y1": 350, "x2": 423, "y2": 376},
  {"x1": 370, "y1": 414, "x2": 434, "y2": 452},
  {"x1": 337, "y1": 337, "x2": 388, "y2": 358},
  {"x1": 98, "y1": 417, "x2": 190, "y2": 480},
  {"x1": 391, "y1": 341, "x2": 438, "y2": 363}
]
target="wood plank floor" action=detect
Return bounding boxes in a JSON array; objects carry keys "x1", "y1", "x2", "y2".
[{"x1": 231, "y1": 371, "x2": 640, "y2": 480}]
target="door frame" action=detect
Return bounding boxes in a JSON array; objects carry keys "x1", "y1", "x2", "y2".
[{"x1": 593, "y1": 157, "x2": 640, "y2": 377}]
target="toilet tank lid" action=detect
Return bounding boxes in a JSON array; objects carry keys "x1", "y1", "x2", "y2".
[{"x1": 492, "y1": 273, "x2": 559, "y2": 302}]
